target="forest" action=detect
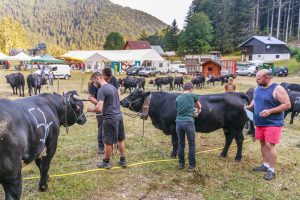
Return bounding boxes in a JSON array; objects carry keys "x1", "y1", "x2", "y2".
[{"x1": 0, "y1": 0, "x2": 166, "y2": 55}]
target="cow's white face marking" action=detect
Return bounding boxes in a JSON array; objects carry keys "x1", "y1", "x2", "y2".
[
  {"x1": 28, "y1": 108, "x2": 53, "y2": 144},
  {"x1": 295, "y1": 97, "x2": 300, "y2": 104}
]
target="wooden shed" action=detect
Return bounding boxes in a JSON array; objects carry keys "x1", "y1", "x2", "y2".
[{"x1": 201, "y1": 60, "x2": 223, "y2": 77}]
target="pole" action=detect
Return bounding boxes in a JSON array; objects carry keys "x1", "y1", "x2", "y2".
[
  {"x1": 57, "y1": 75, "x2": 60, "y2": 93},
  {"x1": 81, "y1": 71, "x2": 84, "y2": 92}
]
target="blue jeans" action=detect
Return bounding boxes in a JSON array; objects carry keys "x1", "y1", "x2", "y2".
[
  {"x1": 176, "y1": 121, "x2": 196, "y2": 167},
  {"x1": 97, "y1": 116, "x2": 104, "y2": 151}
]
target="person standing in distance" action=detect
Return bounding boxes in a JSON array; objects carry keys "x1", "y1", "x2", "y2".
[
  {"x1": 245, "y1": 69, "x2": 290, "y2": 180},
  {"x1": 87, "y1": 71, "x2": 126, "y2": 169},
  {"x1": 224, "y1": 77, "x2": 236, "y2": 92},
  {"x1": 176, "y1": 82, "x2": 201, "y2": 171}
]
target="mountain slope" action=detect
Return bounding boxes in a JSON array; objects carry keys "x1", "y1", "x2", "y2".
[{"x1": 0, "y1": 0, "x2": 167, "y2": 52}]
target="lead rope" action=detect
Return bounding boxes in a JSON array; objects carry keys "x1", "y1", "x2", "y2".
[
  {"x1": 139, "y1": 94, "x2": 152, "y2": 138},
  {"x1": 64, "y1": 103, "x2": 69, "y2": 133}
]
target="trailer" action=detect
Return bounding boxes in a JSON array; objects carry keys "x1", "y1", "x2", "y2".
[{"x1": 221, "y1": 60, "x2": 237, "y2": 76}]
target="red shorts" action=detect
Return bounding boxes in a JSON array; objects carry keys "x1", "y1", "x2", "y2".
[{"x1": 255, "y1": 126, "x2": 282, "y2": 144}]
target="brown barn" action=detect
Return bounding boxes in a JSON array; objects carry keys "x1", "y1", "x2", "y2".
[
  {"x1": 201, "y1": 60, "x2": 223, "y2": 77},
  {"x1": 123, "y1": 41, "x2": 152, "y2": 50}
]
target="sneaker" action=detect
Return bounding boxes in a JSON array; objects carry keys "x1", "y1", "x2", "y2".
[
  {"x1": 188, "y1": 166, "x2": 196, "y2": 172},
  {"x1": 118, "y1": 159, "x2": 127, "y2": 168},
  {"x1": 178, "y1": 163, "x2": 185, "y2": 170},
  {"x1": 263, "y1": 170, "x2": 276, "y2": 181},
  {"x1": 96, "y1": 161, "x2": 112, "y2": 169},
  {"x1": 252, "y1": 164, "x2": 268, "y2": 173}
]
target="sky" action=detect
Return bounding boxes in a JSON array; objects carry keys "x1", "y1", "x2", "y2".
[{"x1": 110, "y1": 0, "x2": 194, "y2": 29}]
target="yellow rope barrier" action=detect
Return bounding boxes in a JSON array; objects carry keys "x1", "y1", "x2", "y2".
[{"x1": 24, "y1": 139, "x2": 251, "y2": 181}]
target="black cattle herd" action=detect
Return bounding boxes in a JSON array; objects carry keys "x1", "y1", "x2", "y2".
[
  {"x1": 5, "y1": 72, "x2": 47, "y2": 97},
  {"x1": 1, "y1": 72, "x2": 300, "y2": 200},
  {"x1": 118, "y1": 74, "x2": 235, "y2": 93}
]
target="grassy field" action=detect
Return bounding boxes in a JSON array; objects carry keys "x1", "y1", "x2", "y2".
[{"x1": 0, "y1": 69, "x2": 299, "y2": 200}]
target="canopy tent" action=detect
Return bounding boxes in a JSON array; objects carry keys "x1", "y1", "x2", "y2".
[
  {"x1": 7, "y1": 52, "x2": 32, "y2": 61},
  {"x1": 61, "y1": 49, "x2": 164, "y2": 63},
  {"x1": 0, "y1": 52, "x2": 8, "y2": 60},
  {"x1": 60, "y1": 51, "x2": 109, "y2": 62},
  {"x1": 31, "y1": 54, "x2": 64, "y2": 64},
  {"x1": 96, "y1": 49, "x2": 164, "y2": 62}
]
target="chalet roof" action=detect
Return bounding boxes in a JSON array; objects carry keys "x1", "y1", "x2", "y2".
[
  {"x1": 238, "y1": 36, "x2": 286, "y2": 47},
  {"x1": 200, "y1": 59, "x2": 223, "y2": 67},
  {"x1": 124, "y1": 41, "x2": 152, "y2": 50}
]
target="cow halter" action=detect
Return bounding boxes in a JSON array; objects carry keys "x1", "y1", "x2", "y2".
[
  {"x1": 122, "y1": 94, "x2": 152, "y2": 120},
  {"x1": 63, "y1": 94, "x2": 85, "y2": 133}
]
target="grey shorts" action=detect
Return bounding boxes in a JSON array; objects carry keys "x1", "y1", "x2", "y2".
[{"x1": 103, "y1": 117, "x2": 125, "y2": 144}]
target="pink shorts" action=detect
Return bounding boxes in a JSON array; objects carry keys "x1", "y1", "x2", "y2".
[{"x1": 255, "y1": 126, "x2": 282, "y2": 144}]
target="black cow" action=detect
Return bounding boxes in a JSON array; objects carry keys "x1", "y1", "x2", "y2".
[
  {"x1": 191, "y1": 76, "x2": 205, "y2": 89},
  {"x1": 27, "y1": 74, "x2": 46, "y2": 96},
  {"x1": 5, "y1": 73, "x2": 25, "y2": 97},
  {"x1": 174, "y1": 77, "x2": 184, "y2": 90},
  {"x1": 0, "y1": 91, "x2": 87, "y2": 199},
  {"x1": 154, "y1": 77, "x2": 174, "y2": 91},
  {"x1": 119, "y1": 77, "x2": 145, "y2": 93},
  {"x1": 281, "y1": 82, "x2": 300, "y2": 92},
  {"x1": 120, "y1": 90, "x2": 253, "y2": 161},
  {"x1": 284, "y1": 91, "x2": 300, "y2": 124},
  {"x1": 207, "y1": 75, "x2": 228, "y2": 86}
]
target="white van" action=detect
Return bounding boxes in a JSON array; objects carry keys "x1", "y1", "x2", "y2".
[
  {"x1": 169, "y1": 63, "x2": 187, "y2": 74},
  {"x1": 34, "y1": 64, "x2": 71, "y2": 80}
]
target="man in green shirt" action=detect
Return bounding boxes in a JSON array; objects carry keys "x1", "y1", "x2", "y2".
[{"x1": 176, "y1": 82, "x2": 202, "y2": 171}]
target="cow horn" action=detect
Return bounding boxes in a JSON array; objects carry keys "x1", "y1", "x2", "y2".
[{"x1": 73, "y1": 94, "x2": 82, "y2": 101}]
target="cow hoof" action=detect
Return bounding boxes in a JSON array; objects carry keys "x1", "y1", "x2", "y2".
[
  {"x1": 39, "y1": 185, "x2": 48, "y2": 192},
  {"x1": 235, "y1": 157, "x2": 242, "y2": 162}
]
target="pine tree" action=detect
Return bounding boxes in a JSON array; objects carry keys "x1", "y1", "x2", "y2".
[
  {"x1": 179, "y1": 12, "x2": 213, "y2": 54},
  {"x1": 103, "y1": 32, "x2": 125, "y2": 50},
  {"x1": 164, "y1": 19, "x2": 179, "y2": 51}
]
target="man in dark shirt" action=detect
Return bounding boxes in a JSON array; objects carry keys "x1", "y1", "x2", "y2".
[
  {"x1": 87, "y1": 71, "x2": 126, "y2": 169},
  {"x1": 88, "y1": 68, "x2": 120, "y2": 154}
]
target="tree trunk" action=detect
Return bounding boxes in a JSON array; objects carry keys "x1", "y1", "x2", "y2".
[
  {"x1": 283, "y1": 4, "x2": 287, "y2": 40},
  {"x1": 276, "y1": 0, "x2": 282, "y2": 38},
  {"x1": 271, "y1": 0, "x2": 275, "y2": 35},
  {"x1": 289, "y1": 0, "x2": 294, "y2": 37},
  {"x1": 285, "y1": 0, "x2": 291, "y2": 42},
  {"x1": 267, "y1": 0, "x2": 270, "y2": 34},
  {"x1": 256, "y1": 0, "x2": 260, "y2": 33},
  {"x1": 298, "y1": 0, "x2": 300, "y2": 40}
]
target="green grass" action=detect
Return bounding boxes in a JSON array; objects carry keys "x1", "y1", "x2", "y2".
[
  {"x1": 274, "y1": 58, "x2": 300, "y2": 74},
  {"x1": 0, "y1": 70, "x2": 299, "y2": 199}
]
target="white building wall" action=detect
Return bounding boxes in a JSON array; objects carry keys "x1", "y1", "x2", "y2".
[{"x1": 246, "y1": 53, "x2": 290, "y2": 62}]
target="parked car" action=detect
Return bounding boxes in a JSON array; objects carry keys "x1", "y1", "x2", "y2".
[
  {"x1": 138, "y1": 67, "x2": 156, "y2": 77},
  {"x1": 34, "y1": 64, "x2": 71, "y2": 80},
  {"x1": 274, "y1": 66, "x2": 288, "y2": 77},
  {"x1": 126, "y1": 66, "x2": 143, "y2": 76},
  {"x1": 221, "y1": 69, "x2": 230, "y2": 76},
  {"x1": 236, "y1": 65, "x2": 257, "y2": 77},
  {"x1": 169, "y1": 64, "x2": 187, "y2": 74}
]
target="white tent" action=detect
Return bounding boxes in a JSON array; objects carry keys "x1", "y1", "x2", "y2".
[
  {"x1": 61, "y1": 51, "x2": 108, "y2": 62},
  {"x1": 96, "y1": 49, "x2": 164, "y2": 62},
  {"x1": 0, "y1": 52, "x2": 8, "y2": 60},
  {"x1": 61, "y1": 49, "x2": 164, "y2": 63},
  {"x1": 8, "y1": 52, "x2": 32, "y2": 61}
]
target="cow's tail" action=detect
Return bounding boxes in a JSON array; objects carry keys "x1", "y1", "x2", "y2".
[{"x1": 239, "y1": 93, "x2": 255, "y2": 137}]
